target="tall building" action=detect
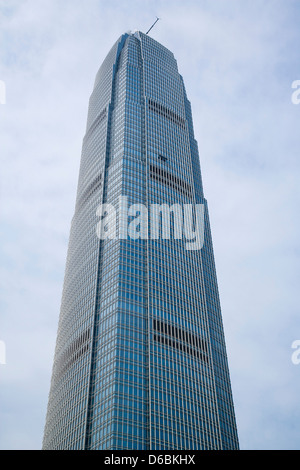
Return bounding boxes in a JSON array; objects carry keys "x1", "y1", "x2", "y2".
[{"x1": 43, "y1": 30, "x2": 239, "y2": 450}]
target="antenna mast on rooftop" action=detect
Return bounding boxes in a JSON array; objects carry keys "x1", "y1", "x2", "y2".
[{"x1": 146, "y1": 17, "x2": 160, "y2": 35}]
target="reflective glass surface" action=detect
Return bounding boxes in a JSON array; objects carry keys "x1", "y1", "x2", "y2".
[{"x1": 43, "y1": 31, "x2": 239, "y2": 450}]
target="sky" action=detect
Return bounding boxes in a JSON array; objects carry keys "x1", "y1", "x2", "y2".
[{"x1": 0, "y1": 0, "x2": 300, "y2": 450}]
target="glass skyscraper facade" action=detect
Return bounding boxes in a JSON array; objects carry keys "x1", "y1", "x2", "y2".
[{"x1": 43, "y1": 31, "x2": 239, "y2": 450}]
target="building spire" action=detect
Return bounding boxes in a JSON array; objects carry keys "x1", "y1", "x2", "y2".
[{"x1": 146, "y1": 16, "x2": 160, "y2": 35}]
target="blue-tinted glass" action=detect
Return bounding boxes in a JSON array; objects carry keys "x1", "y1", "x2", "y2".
[{"x1": 43, "y1": 31, "x2": 239, "y2": 451}]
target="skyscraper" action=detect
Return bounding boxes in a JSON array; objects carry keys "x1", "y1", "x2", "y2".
[{"x1": 43, "y1": 30, "x2": 239, "y2": 450}]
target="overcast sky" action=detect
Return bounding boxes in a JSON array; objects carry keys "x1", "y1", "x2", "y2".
[{"x1": 1, "y1": 0, "x2": 300, "y2": 450}]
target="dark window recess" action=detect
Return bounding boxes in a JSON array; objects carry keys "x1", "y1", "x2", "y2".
[
  {"x1": 149, "y1": 163, "x2": 193, "y2": 199},
  {"x1": 85, "y1": 107, "x2": 107, "y2": 141},
  {"x1": 148, "y1": 99, "x2": 186, "y2": 129},
  {"x1": 153, "y1": 318, "x2": 208, "y2": 363},
  {"x1": 55, "y1": 328, "x2": 91, "y2": 380},
  {"x1": 158, "y1": 154, "x2": 168, "y2": 162},
  {"x1": 77, "y1": 174, "x2": 102, "y2": 211}
]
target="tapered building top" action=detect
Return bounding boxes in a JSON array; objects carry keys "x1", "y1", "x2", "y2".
[{"x1": 43, "y1": 31, "x2": 239, "y2": 450}]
